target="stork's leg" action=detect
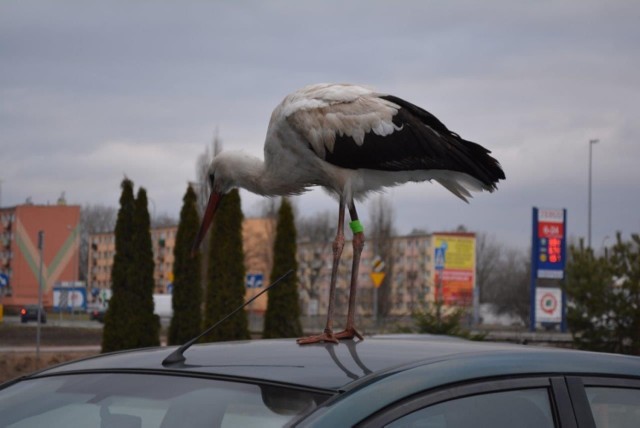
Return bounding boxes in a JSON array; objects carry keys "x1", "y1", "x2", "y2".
[
  {"x1": 297, "y1": 199, "x2": 345, "y2": 345},
  {"x1": 335, "y1": 203, "x2": 364, "y2": 341}
]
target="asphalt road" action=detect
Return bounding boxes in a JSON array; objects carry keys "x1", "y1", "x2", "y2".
[{"x1": 1, "y1": 315, "x2": 102, "y2": 329}]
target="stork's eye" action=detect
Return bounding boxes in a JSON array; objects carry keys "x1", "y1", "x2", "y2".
[{"x1": 209, "y1": 173, "x2": 215, "y2": 189}]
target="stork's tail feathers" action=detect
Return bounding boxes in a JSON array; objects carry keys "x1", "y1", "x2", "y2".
[
  {"x1": 432, "y1": 173, "x2": 486, "y2": 203},
  {"x1": 456, "y1": 137, "x2": 505, "y2": 191},
  {"x1": 382, "y1": 94, "x2": 506, "y2": 192},
  {"x1": 432, "y1": 139, "x2": 505, "y2": 202}
]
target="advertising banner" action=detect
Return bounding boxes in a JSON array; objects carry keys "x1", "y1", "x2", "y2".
[
  {"x1": 433, "y1": 234, "x2": 476, "y2": 306},
  {"x1": 53, "y1": 285, "x2": 87, "y2": 312}
]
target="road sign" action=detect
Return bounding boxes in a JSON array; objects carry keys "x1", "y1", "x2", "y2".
[
  {"x1": 434, "y1": 247, "x2": 446, "y2": 271},
  {"x1": 535, "y1": 287, "x2": 562, "y2": 323},
  {"x1": 371, "y1": 255, "x2": 386, "y2": 288},
  {"x1": 0, "y1": 273, "x2": 8, "y2": 288},
  {"x1": 372, "y1": 256, "x2": 385, "y2": 273},
  {"x1": 370, "y1": 272, "x2": 385, "y2": 288},
  {"x1": 246, "y1": 273, "x2": 264, "y2": 289}
]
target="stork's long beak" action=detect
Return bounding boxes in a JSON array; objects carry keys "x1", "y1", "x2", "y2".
[{"x1": 191, "y1": 192, "x2": 223, "y2": 256}]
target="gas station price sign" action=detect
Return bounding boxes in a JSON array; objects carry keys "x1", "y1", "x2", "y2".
[{"x1": 533, "y1": 208, "x2": 567, "y2": 279}]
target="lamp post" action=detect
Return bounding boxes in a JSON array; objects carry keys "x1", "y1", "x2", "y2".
[{"x1": 588, "y1": 139, "x2": 599, "y2": 248}]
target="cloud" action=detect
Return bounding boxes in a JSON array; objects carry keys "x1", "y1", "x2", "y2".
[{"x1": 1, "y1": 0, "x2": 638, "y2": 250}]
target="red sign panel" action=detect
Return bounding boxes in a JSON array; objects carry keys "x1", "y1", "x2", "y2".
[{"x1": 538, "y1": 222, "x2": 564, "y2": 239}]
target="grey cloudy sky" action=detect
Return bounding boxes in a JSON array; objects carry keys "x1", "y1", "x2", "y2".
[{"x1": 1, "y1": 1, "x2": 638, "y2": 250}]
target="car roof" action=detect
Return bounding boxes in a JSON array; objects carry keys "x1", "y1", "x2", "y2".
[{"x1": 36, "y1": 336, "x2": 640, "y2": 392}]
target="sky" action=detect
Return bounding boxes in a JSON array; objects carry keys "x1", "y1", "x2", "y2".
[{"x1": 1, "y1": 1, "x2": 639, "y2": 251}]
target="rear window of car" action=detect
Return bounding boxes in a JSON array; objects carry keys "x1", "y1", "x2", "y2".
[
  {"x1": 0, "y1": 372, "x2": 331, "y2": 427},
  {"x1": 586, "y1": 387, "x2": 640, "y2": 428},
  {"x1": 385, "y1": 388, "x2": 555, "y2": 428}
]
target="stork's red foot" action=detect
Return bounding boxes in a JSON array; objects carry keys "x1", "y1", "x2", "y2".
[
  {"x1": 297, "y1": 330, "x2": 339, "y2": 345},
  {"x1": 335, "y1": 326, "x2": 363, "y2": 341}
]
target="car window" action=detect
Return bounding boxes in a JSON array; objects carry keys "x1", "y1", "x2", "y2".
[
  {"x1": 586, "y1": 387, "x2": 640, "y2": 428},
  {"x1": 0, "y1": 373, "x2": 330, "y2": 428},
  {"x1": 386, "y1": 388, "x2": 555, "y2": 428}
]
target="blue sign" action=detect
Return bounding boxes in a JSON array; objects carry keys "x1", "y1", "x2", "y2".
[
  {"x1": 434, "y1": 245, "x2": 447, "y2": 271},
  {"x1": 0, "y1": 273, "x2": 8, "y2": 288},
  {"x1": 532, "y1": 208, "x2": 567, "y2": 279},
  {"x1": 53, "y1": 286, "x2": 87, "y2": 312},
  {"x1": 166, "y1": 283, "x2": 173, "y2": 294},
  {"x1": 530, "y1": 207, "x2": 568, "y2": 333},
  {"x1": 246, "y1": 274, "x2": 264, "y2": 289}
]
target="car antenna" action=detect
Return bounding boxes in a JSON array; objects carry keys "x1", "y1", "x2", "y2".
[{"x1": 162, "y1": 269, "x2": 293, "y2": 366}]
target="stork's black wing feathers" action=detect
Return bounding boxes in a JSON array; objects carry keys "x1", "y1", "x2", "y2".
[{"x1": 324, "y1": 95, "x2": 505, "y2": 188}]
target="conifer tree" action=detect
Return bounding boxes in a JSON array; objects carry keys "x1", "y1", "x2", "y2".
[
  {"x1": 169, "y1": 185, "x2": 202, "y2": 345},
  {"x1": 263, "y1": 198, "x2": 303, "y2": 338},
  {"x1": 102, "y1": 178, "x2": 137, "y2": 352},
  {"x1": 203, "y1": 189, "x2": 250, "y2": 342},
  {"x1": 566, "y1": 233, "x2": 640, "y2": 354},
  {"x1": 131, "y1": 187, "x2": 160, "y2": 347}
]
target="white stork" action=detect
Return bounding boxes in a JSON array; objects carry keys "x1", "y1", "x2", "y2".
[{"x1": 193, "y1": 83, "x2": 505, "y2": 345}]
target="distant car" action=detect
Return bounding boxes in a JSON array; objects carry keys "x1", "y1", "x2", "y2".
[
  {"x1": 19, "y1": 305, "x2": 46, "y2": 324},
  {"x1": 1, "y1": 336, "x2": 640, "y2": 427},
  {"x1": 89, "y1": 308, "x2": 106, "y2": 323}
]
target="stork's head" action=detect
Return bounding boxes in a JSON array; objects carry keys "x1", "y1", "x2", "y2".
[{"x1": 191, "y1": 155, "x2": 234, "y2": 254}]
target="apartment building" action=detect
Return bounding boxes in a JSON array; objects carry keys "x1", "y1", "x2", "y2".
[
  {"x1": 0, "y1": 203, "x2": 80, "y2": 308},
  {"x1": 298, "y1": 231, "x2": 476, "y2": 317},
  {"x1": 87, "y1": 217, "x2": 475, "y2": 318},
  {"x1": 88, "y1": 226, "x2": 177, "y2": 294},
  {"x1": 87, "y1": 218, "x2": 275, "y2": 301}
]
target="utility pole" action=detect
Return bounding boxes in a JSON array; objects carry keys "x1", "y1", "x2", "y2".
[{"x1": 588, "y1": 139, "x2": 599, "y2": 248}]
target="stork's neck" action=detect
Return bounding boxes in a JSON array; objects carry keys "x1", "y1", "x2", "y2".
[{"x1": 225, "y1": 152, "x2": 291, "y2": 196}]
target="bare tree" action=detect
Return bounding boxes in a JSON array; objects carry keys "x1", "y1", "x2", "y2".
[
  {"x1": 297, "y1": 211, "x2": 336, "y2": 244},
  {"x1": 195, "y1": 130, "x2": 222, "y2": 214},
  {"x1": 296, "y1": 210, "x2": 336, "y2": 303},
  {"x1": 368, "y1": 195, "x2": 396, "y2": 318},
  {"x1": 483, "y1": 247, "x2": 530, "y2": 326},
  {"x1": 80, "y1": 204, "x2": 117, "y2": 282},
  {"x1": 243, "y1": 199, "x2": 279, "y2": 283},
  {"x1": 151, "y1": 212, "x2": 178, "y2": 228},
  {"x1": 475, "y1": 232, "x2": 503, "y2": 304}
]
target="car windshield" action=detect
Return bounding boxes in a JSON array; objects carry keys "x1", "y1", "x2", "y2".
[{"x1": 0, "y1": 372, "x2": 330, "y2": 428}]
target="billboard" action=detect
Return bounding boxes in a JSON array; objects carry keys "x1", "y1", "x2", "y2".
[
  {"x1": 53, "y1": 284, "x2": 87, "y2": 312},
  {"x1": 433, "y1": 233, "x2": 476, "y2": 306}
]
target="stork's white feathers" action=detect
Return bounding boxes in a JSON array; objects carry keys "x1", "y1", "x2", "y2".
[{"x1": 275, "y1": 83, "x2": 402, "y2": 157}]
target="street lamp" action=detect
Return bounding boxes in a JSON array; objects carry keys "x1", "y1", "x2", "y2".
[{"x1": 588, "y1": 139, "x2": 599, "y2": 248}]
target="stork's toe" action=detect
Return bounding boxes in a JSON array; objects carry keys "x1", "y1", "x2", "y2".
[
  {"x1": 297, "y1": 331, "x2": 339, "y2": 345},
  {"x1": 335, "y1": 327, "x2": 364, "y2": 341}
]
